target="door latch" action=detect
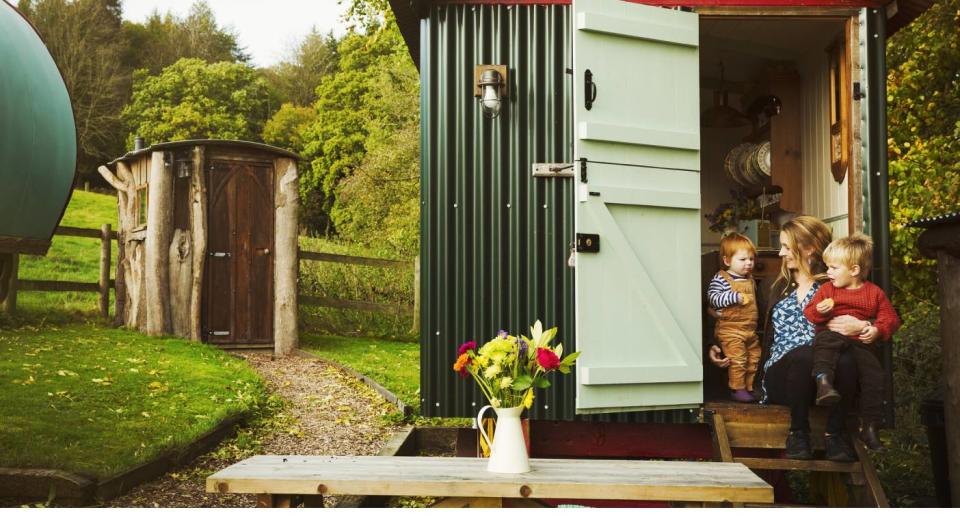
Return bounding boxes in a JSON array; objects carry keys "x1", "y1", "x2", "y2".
[
  {"x1": 208, "y1": 331, "x2": 230, "y2": 336},
  {"x1": 576, "y1": 233, "x2": 600, "y2": 253},
  {"x1": 209, "y1": 251, "x2": 231, "y2": 257}
]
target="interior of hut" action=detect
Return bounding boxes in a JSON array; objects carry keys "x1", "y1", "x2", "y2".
[{"x1": 697, "y1": 17, "x2": 856, "y2": 400}]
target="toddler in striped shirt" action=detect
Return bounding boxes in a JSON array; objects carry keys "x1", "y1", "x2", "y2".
[{"x1": 707, "y1": 233, "x2": 760, "y2": 403}]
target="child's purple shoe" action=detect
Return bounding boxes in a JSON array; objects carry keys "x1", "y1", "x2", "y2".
[{"x1": 731, "y1": 389, "x2": 756, "y2": 403}]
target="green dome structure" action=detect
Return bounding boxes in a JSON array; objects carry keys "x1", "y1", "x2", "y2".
[{"x1": 0, "y1": 1, "x2": 77, "y2": 256}]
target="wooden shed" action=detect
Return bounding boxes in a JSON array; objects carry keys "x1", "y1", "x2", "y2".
[{"x1": 98, "y1": 140, "x2": 299, "y2": 356}]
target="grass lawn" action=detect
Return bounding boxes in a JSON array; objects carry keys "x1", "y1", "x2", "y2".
[
  {"x1": 0, "y1": 323, "x2": 265, "y2": 479},
  {"x1": 301, "y1": 333, "x2": 419, "y2": 409},
  {"x1": 16, "y1": 190, "x2": 118, "y2": 319}
]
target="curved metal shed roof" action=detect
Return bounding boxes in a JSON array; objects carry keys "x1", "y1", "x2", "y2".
[
  {"x1": 0, "y1": 1, "x2": 77, "y2": 254},
  {"x1": 108, "y1": 139, "x2": 300, "y2": 166}
]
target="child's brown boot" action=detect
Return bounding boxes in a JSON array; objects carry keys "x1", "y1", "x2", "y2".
[
  {"x1": 815, "y1": 374, "x2": 841, "y2": 406},
  {"x1": 858, "y1": 421, "x2": 886, "y2": 452}
]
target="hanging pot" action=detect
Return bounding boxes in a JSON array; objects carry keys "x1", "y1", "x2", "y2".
[{"x1": 477, "y1": 405, "x2": 530, "y2": 474}]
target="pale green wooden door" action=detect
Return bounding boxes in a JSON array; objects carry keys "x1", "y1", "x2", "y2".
[{"x1": 573, "y1": 0, "x2": 702, "y2": 413}]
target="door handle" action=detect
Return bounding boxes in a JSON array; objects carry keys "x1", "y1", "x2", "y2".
[
  {"x1": 585, "y1": 69, "x2": 597, "y2": 110},
  {"x1": 256, "y1": 248, "x2": 271, "y2": 255}
]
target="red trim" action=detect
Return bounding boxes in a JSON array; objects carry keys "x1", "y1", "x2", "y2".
[
  {"x1": 530, "y1": 420, "x2": 715, "y2": 460},
  {"x1": 429, "y1": 0, "x2": 887, "y2": 7}
]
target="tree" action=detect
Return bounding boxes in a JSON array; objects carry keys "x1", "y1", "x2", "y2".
[
  {"x1": 121, "y1": 58, "x2": 270, "y2": 146},
  {"x1": 298, "y1": 5, "x2": 410, "y2": 235},
  {"x1": 263, "y1": 103, "x2": 317, "y2": 152},
  {"x1": 262, "y1": 29, "x2": 340, "y2": 107},
  {"x1": 17, "y1": 0, "x2": 129, "y2": 185},
  {"x1": 122, "y1": 0, "x2": 248, "y2": 75},
  {"x1": 886, "y1": 0, "x2": 960, "y2": 304}
]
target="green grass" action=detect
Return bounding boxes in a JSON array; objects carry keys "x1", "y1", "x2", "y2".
[
  {"x1": 301, "y1": 333, "x2": 419, "y2": 409},
  {"x1": 0, "y1": 322, "x2": 265, "y2": 479},
  {"x1": 16, "y1": 190, "x2": 118, "y2": 319}
]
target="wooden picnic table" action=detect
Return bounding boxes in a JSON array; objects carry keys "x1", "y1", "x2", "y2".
[{"x1": 206, "y1": 455, "x2": 773, "y2": 507}]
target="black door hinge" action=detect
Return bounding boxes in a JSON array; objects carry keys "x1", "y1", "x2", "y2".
[
  {"x1": 579, "y1": 157, "x2": 588, "y2": 183},
  {"x1": 576, "y1": 233, "x2": 600, "y2": 253}
]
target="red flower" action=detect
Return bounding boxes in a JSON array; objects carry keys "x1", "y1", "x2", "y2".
[
  {"x1": 536, "y1": 347, "x2": 560, "y2": 370},
  {"x1": 458, "y1": 341, "x2": 477, "y2": 355}
]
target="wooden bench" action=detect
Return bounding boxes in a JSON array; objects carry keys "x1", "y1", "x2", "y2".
[
  {"x1": 206, "y1": 455, "x2": 774, "y2": 508},
  {"x1": 704, "y1": 401, "x2": 888, "y2": 507}
]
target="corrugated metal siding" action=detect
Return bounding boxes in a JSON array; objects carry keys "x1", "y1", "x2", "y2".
[
  {"x1": 419, "y1": 3, "x2": 695, "y2": 423},
  {"x1": 799, "y1": 50, "x2": 849, "y2": 238}
]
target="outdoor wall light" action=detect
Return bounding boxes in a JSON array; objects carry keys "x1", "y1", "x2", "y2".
[{"x1": 475, "y1": 65, "x2": 508, "y2": 118}]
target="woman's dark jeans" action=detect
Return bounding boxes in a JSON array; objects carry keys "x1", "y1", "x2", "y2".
[{"x1": 765, "y1": 345, "x2": 857, "y2": 434}]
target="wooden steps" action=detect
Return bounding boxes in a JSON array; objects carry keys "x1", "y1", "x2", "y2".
[{"x1": 704, "y1": 401, "x2": 888, "y2": 507}]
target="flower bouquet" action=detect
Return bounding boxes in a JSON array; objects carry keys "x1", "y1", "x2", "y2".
[{"x1": 452, "y1": 321, "x2": 579, "y2": 473}]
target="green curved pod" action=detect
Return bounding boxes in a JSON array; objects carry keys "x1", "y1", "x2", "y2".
[{"x1": 0, "y1": 2, "x2": 77, "y2": 254}]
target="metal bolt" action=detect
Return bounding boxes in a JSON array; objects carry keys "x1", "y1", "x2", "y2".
[
  {"x1": 435, "y1": 331, "x2": 440, "y2": 335},
  {"x1": 544, "y1": 405, "x2": 549, "y2": 410},
  {"x1": 507, "y1": 203, "x2": 511, "y2": 208},
  {"x1": 435, "y1": 402, "x2": 440, "y2": 407},
  {"x1": 453, "y1": 203, "x2": 458, "y2": 208},
  {"x1": 543, "y1": 204, "x2": 548, "y2": 209},
  {"x1": 874, "y1": 34, "x2": 879, "y2": 39}
]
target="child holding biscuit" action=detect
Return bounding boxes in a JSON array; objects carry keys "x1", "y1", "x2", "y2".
[
  {"x1": 803, "y1": 233, "x2": 900, "y2": 451},
  {"x1": 707, "y1": 233, "x2": 760, "y2": 403}
]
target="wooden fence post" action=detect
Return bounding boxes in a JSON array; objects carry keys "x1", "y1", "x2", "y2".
[
  {"x1": 3, "y1": 253, "x2": 18, "y2": 314},
  {"x1": 99, "y1": 223, "x2": 112, "y2": 318},
  {"x1": 411, "y1": 255, "x2": 420, "y2": 336}
]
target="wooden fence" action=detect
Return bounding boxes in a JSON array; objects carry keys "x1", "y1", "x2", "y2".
[
  {"x1": 298, "y1": 248, "x2": 420, "y2": 333},
  {"x1": 3, "y1": 224, "x2": 115, "y2": 317},
  {"x1": 2, "y1": 229, "x2": 421, "y2": 333}
]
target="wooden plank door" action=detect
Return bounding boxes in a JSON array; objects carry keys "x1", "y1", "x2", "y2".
[
  {"x1": 205, "y1": 161, "x2": 275, "y2": 345},
  {"x1": 573, "y1": 0, "x2": 702, "y2": 413}
]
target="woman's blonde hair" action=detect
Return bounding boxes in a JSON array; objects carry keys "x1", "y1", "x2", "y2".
[{"x1": 778, "y1": 215, "x2": 832, "y2": 286}]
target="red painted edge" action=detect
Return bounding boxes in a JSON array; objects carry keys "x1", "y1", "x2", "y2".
[
  {"x1": 429, "y1": 0, "x2": 887, "y2": 7},
  {"x1": 530, "y1": 420, "x2": 715, "y2": 460}
]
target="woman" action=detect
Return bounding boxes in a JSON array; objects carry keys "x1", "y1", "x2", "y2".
[{"x1": 709, "y1": 215, "x2": 871, "y2": 461}]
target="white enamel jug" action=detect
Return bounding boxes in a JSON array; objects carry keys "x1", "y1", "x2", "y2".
[{"x1": 476, "y1": 405, "x2": 530, "y2": 474}]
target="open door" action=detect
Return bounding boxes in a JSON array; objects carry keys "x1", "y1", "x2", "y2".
[{"x1": 573, "y1": 0, "x2": 702, "y2": 413}]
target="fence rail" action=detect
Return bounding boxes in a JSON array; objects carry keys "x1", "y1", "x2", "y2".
[
  {"x1": 298, "y1": 248, "x2": 420, "y2": 333},
  {"x1": 3, "y1": 224, "x2": 114, "y2": 317}
]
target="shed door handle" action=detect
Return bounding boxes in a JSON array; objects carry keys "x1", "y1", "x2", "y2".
[
  {"x1": 256, "y1": 248, "x2": 271, "y2": 255},
  {"x1": 585, "y1": 69, "x2": 597, "y2": 110}
]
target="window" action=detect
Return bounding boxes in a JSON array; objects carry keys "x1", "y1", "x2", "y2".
[{"x1": 827, "y1": 37, "x2": 851, "y2": 183}]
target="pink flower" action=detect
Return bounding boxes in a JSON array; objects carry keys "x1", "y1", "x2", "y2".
[
  {"x1": 536, "y1": 347, "x2": 560, "y2": 370},
  {"x1": 458, "y1": 341, "x2": 477, "y2": 355}
]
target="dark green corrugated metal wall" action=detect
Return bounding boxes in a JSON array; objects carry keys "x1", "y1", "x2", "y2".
[{"x1": 419, "y1": 3, "x2": 694, "y2": 423}]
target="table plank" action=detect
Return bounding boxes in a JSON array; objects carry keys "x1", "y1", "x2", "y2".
[{"x1": 206, "y1": 456, "x2": 772, "y2": 504}]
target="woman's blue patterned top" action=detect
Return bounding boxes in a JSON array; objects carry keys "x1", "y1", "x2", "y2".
[{"x1": 761, "y1": 281, "x2": 820, "y2": 402}]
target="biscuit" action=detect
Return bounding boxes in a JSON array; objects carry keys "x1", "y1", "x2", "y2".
[{"x1": 821, "y1": 298, "x2": 835, "y2": 308}]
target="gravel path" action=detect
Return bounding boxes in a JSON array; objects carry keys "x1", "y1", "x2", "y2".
[{"x1": 106, "y1": 352, "x2": 407, "y2": 507}]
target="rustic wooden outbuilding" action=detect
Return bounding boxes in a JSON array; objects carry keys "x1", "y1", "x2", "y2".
[
  {"x1": 911, "y1": 211, "x2": 960, "y2": 507},
  {"x1": 98, "y1": 140, "x2": 299, "y2": 356}
]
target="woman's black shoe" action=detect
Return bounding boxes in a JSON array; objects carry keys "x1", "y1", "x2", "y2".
[
  {"x1": 785, "y1": 430, "x2": 813, "y2": 460},
  {"x1": 824, "y1": 434, "x2": 857, "y2": 462}
]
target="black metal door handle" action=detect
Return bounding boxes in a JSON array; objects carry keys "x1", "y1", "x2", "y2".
[{"x1": 585, "y1": 69, "x2": 597, "y2": 110}]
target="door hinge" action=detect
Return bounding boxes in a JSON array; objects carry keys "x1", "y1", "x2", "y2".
[
  {"x1": 209, "y1": 251, "x2": 231, "y2": 257},
  {"x1": 209, "y1": 331, "x2": 230, "y2": 336},
  {"x1": 576, "y1": 233, "x2": 600, "y2": 253},
  {"x1": 579, "y1": 157, "x2": 588, "y2": 183}
]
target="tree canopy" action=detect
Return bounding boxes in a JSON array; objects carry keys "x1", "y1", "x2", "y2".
[{"x1": 122, "y1": 58, "x2": 270, "y2": 146}]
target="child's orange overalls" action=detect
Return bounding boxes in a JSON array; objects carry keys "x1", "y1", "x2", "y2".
[{"x1": 715, "y1": 270, "x2": 762, "y2": 391}]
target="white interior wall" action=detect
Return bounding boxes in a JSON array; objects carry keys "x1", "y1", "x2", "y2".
[{"x1": 799, "y1": 50, "x2": 850, "y2": 239}]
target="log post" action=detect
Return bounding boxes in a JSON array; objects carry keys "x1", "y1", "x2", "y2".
[
  {"x1": 915, "y1": 217, "x2": 960, "y2": 507},
  {"x1": 273, "y1": 157, "x2": 299, "y2": 357},
  {"x1": 144, "y1": 151, "x2": 174, "y2": 336},
  {"x1": 189, "y1": 146, "x2": 207, "y2": 342},
  {"x1": 99, "y1": 223, "x2": 112, "y2": 318},
  {"x1": 2, "y1": 253, "x2": 17, "y2": 314},
  {"x1": 411, "y1": 255, "x2": 420, "y2": 335}
]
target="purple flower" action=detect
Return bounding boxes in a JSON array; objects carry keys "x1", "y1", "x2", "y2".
[
  {"x1": 497, "y1": 329, "x2": 508, "y2": 339},
  {"x1": 518, "y1": 338, "x2": 528, "y2": 359}
]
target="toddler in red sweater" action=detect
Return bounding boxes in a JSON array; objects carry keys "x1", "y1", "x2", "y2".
[{"x1": 803, "y1": 233, "x2": 900, "y2": 452}]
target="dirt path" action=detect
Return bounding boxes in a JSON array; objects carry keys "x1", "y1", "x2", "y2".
[{"x1": 107, "y1": 352, "x2": 406, "y2": 507}]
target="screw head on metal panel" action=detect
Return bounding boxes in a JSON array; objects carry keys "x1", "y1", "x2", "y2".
[
  {"x1": 506, "y1": 203, "x2": 511, "y2": 208},
  {"x1": 453, "y1": 203, "x2": 457, "y2": 208}
]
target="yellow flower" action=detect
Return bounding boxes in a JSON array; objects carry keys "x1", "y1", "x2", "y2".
[
  {"x1": 522, "y1": 389, "x2": 534, "y2": 409},
  {"x1": 500, "y1": 377, "x2": 513, "y2": 389},
  {"x1": 490, "y1": 397, "x2": 501, "y2": 408},
  {"x1": 484, "y1": 364, "x2": 501, "y2": 379}
]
